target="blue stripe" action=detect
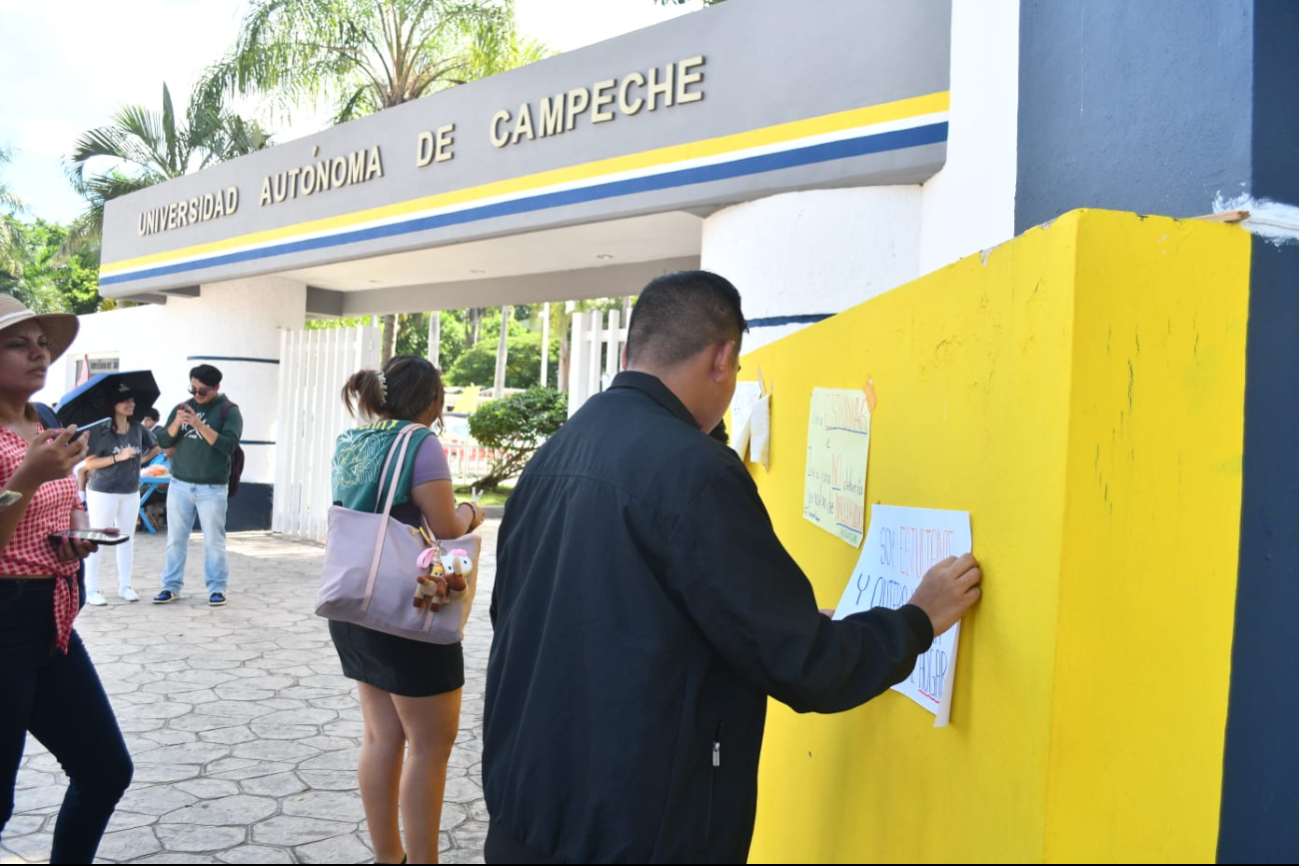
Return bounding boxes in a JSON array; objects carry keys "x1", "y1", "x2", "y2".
[
  {"x1": 748, "y1": 314, "x2": 834, "y2": 328},
  {"x1": 186, "y1": 355, "x2": 280, "y2": 365},
  {"x1": 103, "y1": 122, "x2": 948, "y2": 287}
]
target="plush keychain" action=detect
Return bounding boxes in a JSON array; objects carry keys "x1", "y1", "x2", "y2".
[{"x1": 413, "y1": 545, "x2": 473, "y2": 612}]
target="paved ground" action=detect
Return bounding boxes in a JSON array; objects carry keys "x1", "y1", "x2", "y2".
[{"x1": 1, "y1": 522, "x2": 500, "y2": 865}]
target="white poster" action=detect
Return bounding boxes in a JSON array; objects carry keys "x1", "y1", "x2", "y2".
[
  {"x1": 728, "y1": 381, "x2": 762, "y2": 459},
  {"x1": 803, "y1": 388, "x2": 871, "y2": 547},
  {"x1": 833, "y1": 504, "x2": 972, "y2": 727}
]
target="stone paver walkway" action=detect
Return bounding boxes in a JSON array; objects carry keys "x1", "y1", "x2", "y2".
[{"x1": 2, "y1": 522, "x2": 499, "y2": 865}]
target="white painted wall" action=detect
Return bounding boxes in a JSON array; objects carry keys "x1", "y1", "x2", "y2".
[
  {"x1": 918, "y1": 0, "x2": 1020, "y2": 273},
  {"x1": 701, "y1": 0, "x2": 1020, "y2": 353},
  {"x1": 37, "y1": 275, "x2": 308, "y2": 485},
  {"x1": 38, "y1": 304, "x2": 168, "y2": 410},
  {"x1": 701, "y1": 187, "x2": 923, "y2": 351}
]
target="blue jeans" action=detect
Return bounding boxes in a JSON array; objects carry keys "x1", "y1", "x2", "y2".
[{"x1": 161, "y1": 479, "x2": 229, "y2": 595}]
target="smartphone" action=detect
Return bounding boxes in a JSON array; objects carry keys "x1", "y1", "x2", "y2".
[
  {"x1": 47, "y1": 529, "x2": 128, "y2": 546},
  {"x1": 69, "y1": 417, "x2": 112, "y2": 442}
]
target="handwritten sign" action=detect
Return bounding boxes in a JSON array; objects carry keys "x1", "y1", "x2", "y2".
[
  {"x1": 729, "y1": 381, "x2": 762, "y2": 459},
  {"x1": 803, "y1": 388, "x2": 871, "y2": 547},
  {"x1": 834, "y1": 505, "x2": 972, "y2": 726}
]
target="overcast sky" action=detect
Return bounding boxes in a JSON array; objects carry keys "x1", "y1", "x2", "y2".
[{"x1": 0, "y1": 0, "x2": 701, "y2": 224}]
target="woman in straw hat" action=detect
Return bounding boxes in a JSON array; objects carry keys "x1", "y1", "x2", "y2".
[{"x1": 0, "y1": 295, "x2": 133, "y2": 864}]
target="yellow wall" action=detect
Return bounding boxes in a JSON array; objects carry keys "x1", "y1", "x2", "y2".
[{"x1": 740, "y1": 210, "x2": 1250, "y2": 863}]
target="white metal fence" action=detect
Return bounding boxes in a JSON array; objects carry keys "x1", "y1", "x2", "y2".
[
  {"x1": 272, "y1": 325, "x2": 382, "y2": 542},
  {"x1": 442, "y1": 441, "x2": 502, "y2": 483},
  {"x1": 568, "y1": 309, "x2": 628, "y2": 417}
]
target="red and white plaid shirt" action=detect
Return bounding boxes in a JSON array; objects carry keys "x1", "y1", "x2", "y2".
[{"x1": 0, "y1": 422, "x2": 85, "y2": 653}]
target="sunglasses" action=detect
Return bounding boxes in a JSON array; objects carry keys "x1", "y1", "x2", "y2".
[{"x1": 188, "y1": 386, "x2": 214, "y2": 398}]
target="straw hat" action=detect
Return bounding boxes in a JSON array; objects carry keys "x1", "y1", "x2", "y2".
[{"x1": 0, "y1": 295, "x2": 79, "y2": 361}]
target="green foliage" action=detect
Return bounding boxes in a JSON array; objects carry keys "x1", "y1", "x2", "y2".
[
  {"x1": 466, "y1": 386, "x2": 567, "y2": 488},
  {"x1": 203, "y1": 0, "x2": 550, "y2": 125},
  {"x1": 446, "y1": 331, "x2": 559, "y2": 389},
  {"x1": 304, "y1": 315, "x2": 374, "y2": 330},
  {"x1": 0, "y1": 217, "x2": 104, "y2": 314},
  {"x1": 302, "y1": 309, "x2": 471, "y2": 374},
  {"x1": 433, "y1": 310, "x2": 468, "y2": 370},
  {"x1": 0, "y1": 147, "x2": 22, "y2": 274}
]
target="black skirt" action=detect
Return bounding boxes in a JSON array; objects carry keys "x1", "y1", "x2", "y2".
[{"x1": 328, "y1": 619, "x2": 464, "y2": 698}]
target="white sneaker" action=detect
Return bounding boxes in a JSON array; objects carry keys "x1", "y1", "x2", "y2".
[
  {"x1": 87, "y1": 592, "x2": 107, "y2": 606},
  {"x1": 120, "y1": 587, "x2": 140, "y2": 602}
]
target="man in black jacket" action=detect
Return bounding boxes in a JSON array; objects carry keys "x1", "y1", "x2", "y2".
[{"x1": 483, "y1": 271, "x2": 982, "y2": 864}]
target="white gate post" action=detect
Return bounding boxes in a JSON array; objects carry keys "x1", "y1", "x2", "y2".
[
  {"x1": 540, "y1": 302, "x2": 550, "y2": 388},
  {"x1": 568, "y1": 310, "x2": 589, "y2": 417},
  {"x1": 604, "y1": 310, "x2": 621, "y2": 385},
  {"x1": 272, "y1": 324, "x2": 383, "y2": 542}
]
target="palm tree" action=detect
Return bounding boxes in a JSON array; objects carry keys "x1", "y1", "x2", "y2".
[
  {"x1": 204, "y1": 0, "x2": 547, "y2": 359},
  {"x1": 0, "y1": 146, "x2": 24, "y2": 278},
  {"x1": 67, "y1": 83, "x2": 271, "y2": 256},
  {"x1": 202, "y1": 0, "x2": 547, "y2": 125}
]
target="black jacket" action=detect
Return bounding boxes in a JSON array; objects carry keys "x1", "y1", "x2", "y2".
[{"x1": 484, "y1": 372, "x2": 933, "y2": 864}]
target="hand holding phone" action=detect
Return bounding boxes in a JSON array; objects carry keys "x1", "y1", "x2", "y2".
[
  {"x1": 14, "y1": 427, "x2": 88, "y2": 488},
  {"x1": 48, "y1": 529, "x2": 116, "y2": 562},
  {"x1": 48, "y1": 528, "x2": 125, "y2": 550}
]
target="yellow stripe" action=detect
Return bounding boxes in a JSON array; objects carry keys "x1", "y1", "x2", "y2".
[{"x1": 102, "y1": 91, "x2": 949, "y2": 275}]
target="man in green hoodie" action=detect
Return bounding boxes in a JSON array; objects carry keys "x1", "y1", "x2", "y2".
[{"x1": 152, "y1": 364, "x2": 243, "y2": 607}]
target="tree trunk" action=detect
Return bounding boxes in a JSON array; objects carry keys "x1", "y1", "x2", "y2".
[
  {"x1": 467, "y1": 307, "x2": 481, "y2": 348},
  {"x1": 493, "y1": 304, "x2": 511, "y2": 397},
  {"x1": 427, "y1": 310, "x2": 440, "y2": 369},
  {"x1": 381, "y1": 313, "x2": 397, "y2": 364},
  {"x1": 558, "y1": 306, "x2": 571, "y2": 394}
]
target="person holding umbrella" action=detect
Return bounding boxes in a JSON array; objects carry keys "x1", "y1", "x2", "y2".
[{"x1": 80, "y1": 383, "x2": 160, "y2": 605}]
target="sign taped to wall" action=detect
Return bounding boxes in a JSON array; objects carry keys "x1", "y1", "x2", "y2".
[
  {"x1": 834, "y1": 504, "x2": 972, "y2": 726},
  {"x1": 804, "y1": 388, "x2": 871, "y2": 546}
]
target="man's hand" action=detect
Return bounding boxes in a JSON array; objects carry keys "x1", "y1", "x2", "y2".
[
  {"x1": 168, "y1": 405, "x2": 190, "y2": 438},
  {"x1": 907, "y1": 552, "x2": 983, "y2": 637}
]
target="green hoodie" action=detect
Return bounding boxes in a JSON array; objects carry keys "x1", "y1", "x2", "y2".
[{"x1": 155, "y1": 393, "x2": 243, "y2": 485}]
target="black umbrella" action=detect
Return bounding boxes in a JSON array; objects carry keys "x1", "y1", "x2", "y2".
[{"x1": 56, "y1": 370, "x2": 161, "y2": 429}]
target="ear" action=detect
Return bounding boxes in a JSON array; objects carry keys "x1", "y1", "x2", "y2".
[
  {"x1": 710, "y1": 340, "x2": 738, "y2": 383},
  {"x1": 620, "y1": 344, "x2": 628, "y2": 369}
]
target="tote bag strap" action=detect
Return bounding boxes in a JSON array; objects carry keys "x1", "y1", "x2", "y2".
[
  {"x1": 361, "y1": 424, "x2": 422, "y2": 611},
  {"x1": 373, "y1": 424, "x2": 423, "y2": 518}
]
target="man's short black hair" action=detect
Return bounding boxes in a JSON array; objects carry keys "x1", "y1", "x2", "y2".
[
  {"x1": 189, "y1": 364, "x2": 223, "y2": 388},
  {"x1": 142, "y1": 407, "x2": 160, "y2": 422},
  {"x1": 625, "y1": 271, "x2": 748, "y2": 368}
]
